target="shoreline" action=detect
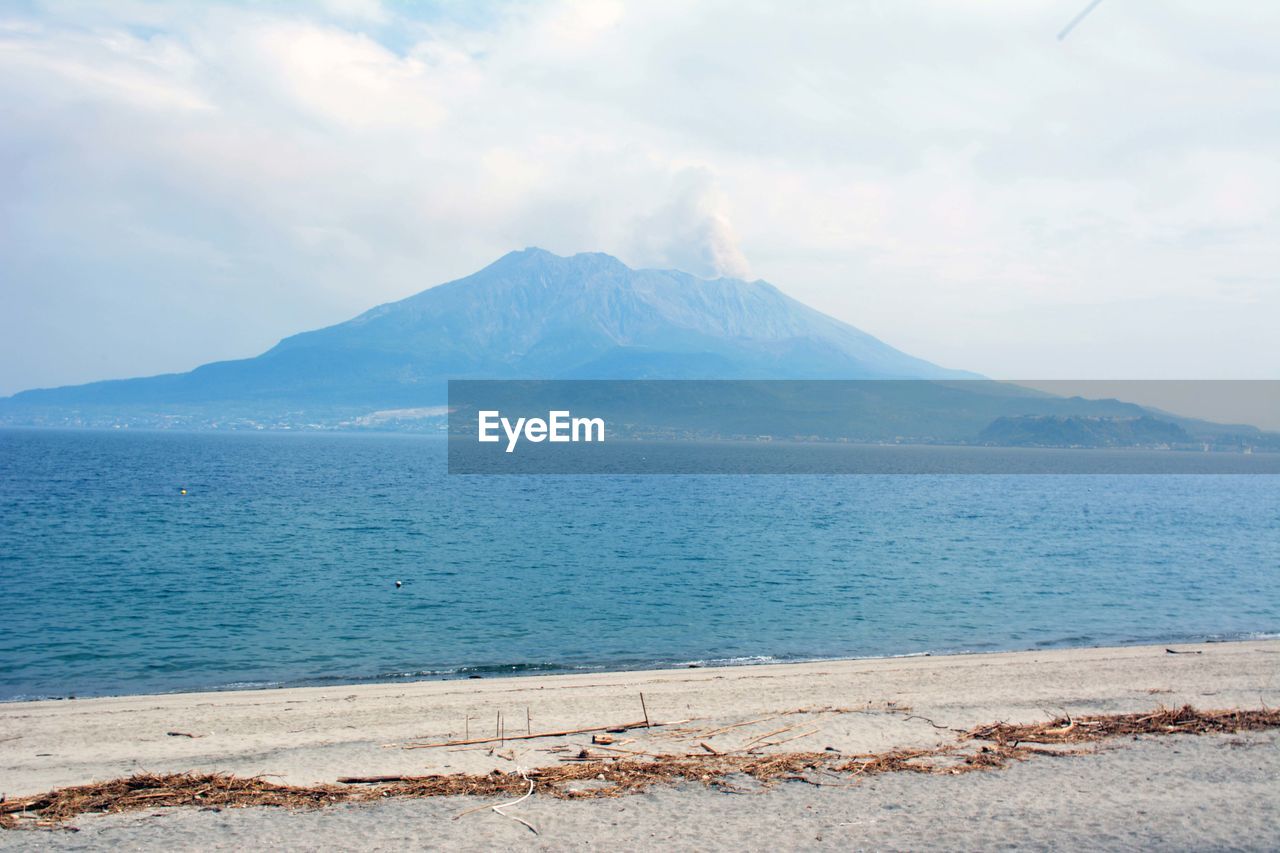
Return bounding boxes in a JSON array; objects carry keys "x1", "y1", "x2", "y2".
[
  {"x1": 3, "y1": 638, "x2": 1277, "y2": 801},
  {"x1": 6, "y1": 631, "x2": 1278, "y2": 705}
]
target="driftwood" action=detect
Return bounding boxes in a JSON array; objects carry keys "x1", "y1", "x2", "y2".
[
  {"x1": 584, "y1": 744, "x2": 661, "y2": 758},
  {"x1": 404, "y1": 719, "x2": 693, "y2": 749},
  {"x1": 701, "y1": 715, "x2": 780, "y2": 738},
  {"x1": 736, "y1": 724, "x2": 800, "y2": 751},
  {"x1": 756, "y1": 727, "x2": 822, "y2": 749},
  {"x1": 963, "y1": 705, "x2": 1276, "y2": 744}
]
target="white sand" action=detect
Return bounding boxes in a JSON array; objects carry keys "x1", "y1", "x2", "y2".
[
  {"x1": 6, "y1": 729, "x2": 1277, "y2": 851},
  {"x1": 2, "y1": 639, "x2": 1278, "y2": 848}
]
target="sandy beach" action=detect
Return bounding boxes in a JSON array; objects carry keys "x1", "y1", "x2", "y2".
[{"x1": 2, "y1": 639, "x2": 1278, "y2": 848}]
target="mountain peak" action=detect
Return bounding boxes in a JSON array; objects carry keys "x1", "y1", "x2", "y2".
[
  {"x1": 489, "y1": 247, "x2": 630, "y2": 275},
  {"x1": 491, "y1": 247, "x2": 777, "y2": 288}
]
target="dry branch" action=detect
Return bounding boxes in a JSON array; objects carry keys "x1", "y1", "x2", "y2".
[
  {"x1": 405, "y1": 719, "x2": 692, "y2": 749},
  {"x1": 757, "y1": 727, "x2": 822, "y2": 749},
  {"x1": 700, "y1": 715, "x2": 780, "y2": 738},
  {"x1": 963, "y1": 705, "x2": 1280, "y2": 745},
  {"x1": 736, "y1": 724, "x2": 800, "y2": 751}
]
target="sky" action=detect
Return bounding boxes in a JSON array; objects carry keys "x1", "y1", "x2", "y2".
[{"x1": 2, "y1": 0, "x2": 1278, "y2": 396}]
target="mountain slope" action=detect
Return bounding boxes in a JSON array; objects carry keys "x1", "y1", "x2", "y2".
[{"x1": 4, "y1": 248, "x2": 972, "y2": 411}]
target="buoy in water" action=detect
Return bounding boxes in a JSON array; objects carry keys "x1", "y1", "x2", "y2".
[
  {"x1": 180, "y1": 488, "x2": 187, "y2": 496},
  {"x1": 395, "y1": 580, "x2": 402, "y2": 588}
]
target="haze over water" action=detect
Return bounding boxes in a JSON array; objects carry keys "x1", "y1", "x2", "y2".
[{"x1": 1, "y1": 428, "x2": 1277, "y2": 701}]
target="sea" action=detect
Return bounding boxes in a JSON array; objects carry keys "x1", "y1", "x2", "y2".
[{"x1": 1, "y1": 427, "x2": 1277, "y2": 701}]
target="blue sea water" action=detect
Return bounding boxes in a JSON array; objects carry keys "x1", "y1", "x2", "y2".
[{"x1": 0, "y1": 428, "x2": 1277, "y2": 701}]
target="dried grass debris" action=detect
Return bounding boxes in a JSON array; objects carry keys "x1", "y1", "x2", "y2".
[{"x1": 4, "y1": 705, "x2": 1277, "y2": 830}]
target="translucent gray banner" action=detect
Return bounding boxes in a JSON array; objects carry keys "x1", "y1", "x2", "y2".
[{"x1": 447, "y1": 380, "x2": 1280, "y2": 474}]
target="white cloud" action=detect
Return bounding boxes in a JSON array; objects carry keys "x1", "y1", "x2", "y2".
[
  {"x1": 630, "y1": 168, "x2": 751, "y2": 279},
  {"x1": 1, "y1": 0, "x2": 1278, "y2": 394}
]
